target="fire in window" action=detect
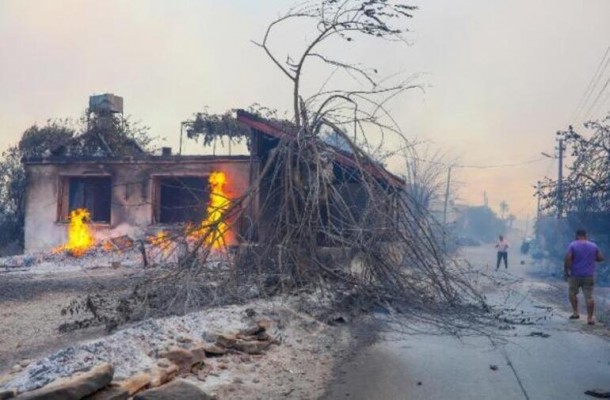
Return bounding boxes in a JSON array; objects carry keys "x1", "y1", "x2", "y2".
[
  {"x1": 157, "y1": 177, "x2": 208, "y2": 224},
  {"x1": 65, "y1": 177, "x2": 112, "y2": 223}
]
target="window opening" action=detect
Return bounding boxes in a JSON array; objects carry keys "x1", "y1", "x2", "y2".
[
  {"x1": 67, "y1": 177, "x2": 112, "y2": 223},
  {"x1": 158, "y1": 177, "x2": 208, "y2": 224}
]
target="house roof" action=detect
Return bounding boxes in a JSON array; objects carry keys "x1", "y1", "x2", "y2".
[
  {"x1": 48, "y1": 130, "x2": 146, "y2": 159},
  {"x1": 23, "y1": 154, "x2": 251, "y2": 165},
  {"x1": 23, "y1": 109, "x2": 405, "y2": 188},
  {"x1": 235, "y1": 110, "x2": 405, "y2": 188}
]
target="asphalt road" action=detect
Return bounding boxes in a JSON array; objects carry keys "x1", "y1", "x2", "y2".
[{"x1": 324, "y1": 246, "x2": 610, "y2": 400}]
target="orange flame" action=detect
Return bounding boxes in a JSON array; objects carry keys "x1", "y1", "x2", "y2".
[
  {"x1": 190, "y1": 171, "x2": 233, "y2": 249},
  {"x1": 149, "y1": 230, "x2": 173, "y2": 256},
  {"x1": 102, "y1": 241, "x2": 114, "y2": 252},
  {"x1": 59, "y1": 208, "x2": 95, "y2": 257}
]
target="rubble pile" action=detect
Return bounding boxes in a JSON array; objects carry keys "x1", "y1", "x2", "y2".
[
  {"x1": 0, "y1": 235, "x2": 187, "y2": 275},
  {"x1": 0, "y1": 320, "x2": 277, "y2": 400},
  {"x1": 0, "y1": 244, "x2": 140, "y2": 275}
]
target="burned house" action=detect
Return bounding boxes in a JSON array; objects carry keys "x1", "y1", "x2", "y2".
[{"x1": 23, "y1": 95, "x2": 404, "y2": 253}]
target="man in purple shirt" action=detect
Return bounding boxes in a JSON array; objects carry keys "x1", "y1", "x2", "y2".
[{"x1": 564, "y1": 229, "x2": 605, "y2": 325}]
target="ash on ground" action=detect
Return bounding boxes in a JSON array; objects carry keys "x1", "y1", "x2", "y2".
[{"x1": 1, "y1": 295, "x2": 351, "y2": 399}]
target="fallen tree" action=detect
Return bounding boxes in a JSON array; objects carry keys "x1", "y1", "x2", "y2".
[{"x1": 62, "y1": 0, "x2": 494, "y2": 335}]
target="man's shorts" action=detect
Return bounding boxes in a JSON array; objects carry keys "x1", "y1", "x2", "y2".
[{"x1": 569, "y1": 276, "x2": 595, "y2": 300}]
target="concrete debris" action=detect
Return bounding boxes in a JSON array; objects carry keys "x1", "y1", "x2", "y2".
[
  {"x1": 189, "y1": 347, "x2": 207, "y2": 369},
  {"x1": 215, "y1": 333, "x2": 238, "y2": 349},
  {"x1": 5, "y1": 320, "x2": 278, "y2": 400},
  {"x1": 0, "y1": 390, "x2": 16, "y2": 400},
  {"x1": 158, "y1": 348, "x2": 199, "y2": 374},
  {"x1": 0, "y1": 234, "x2": 169, "y2": 276},
  {"x1": 133, "y1": 379, "x2": 212, "y2": 400},
  {"x1": 83, "y1": 384, "x2": 129, "y2": 400},
  {"x1": 217, "y1": 322, "x2": 276, "y2": 355},
  {"x1": 195, "y1": 371, "x2": 206, "y2": 383},
  {"x1": 149, "y1": 365, "x2": 178, "y2": 388},
  {"x1": 200, "y1": 344, "x2": 227, "y2": 357},
  {"x1": 15, "y1": 363, "x2": 114, "y2": 400},
  {"x1": 118, "y1": 372, "x2": 150, "y2": 396},
  {"x1": 230, "y1": 340, "x2": 272, "y2": 355},
  {"x1": 2, "y1": 297, "x2": 344, "y2": 399}
]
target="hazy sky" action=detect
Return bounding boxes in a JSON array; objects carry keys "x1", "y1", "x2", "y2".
[{"x1": 1, "y1": 0, "x2": 609, "y2": 220}]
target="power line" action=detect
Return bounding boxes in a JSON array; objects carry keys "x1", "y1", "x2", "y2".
[
  {"x1": 455, "y1": 157, "x2": 546, "y2": 170},
  {"x1": 411, "y1": 156, "x2": 547, "y2": 170},
  {"x1": 571, "y1": 45, "x2": 610, "y2": 124},
  {"x1": 592, "y1": 89, "x2": 610, "y2": 118},
  {"x1": 584, "y1": 78, "x2": 610, "y2": 121}
]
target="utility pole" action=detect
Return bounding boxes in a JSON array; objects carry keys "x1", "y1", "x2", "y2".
[
  {"x1": 541, "y1": 132, "x2": 568, "y2": 219},
  {"x1": 442, "y1": 167, "x2": 452, "y2": 227},
  {"x1": 536, "y1": 180, "x2": 541, "y2": 219},
  {"x1": 557, "y1": 138, "x2": 565, "y2": 218},
  {"x1": 179, "y1": 121, "x2": 186, "y2": 155},
  {"x1": 442, "y1": 167, "x2": 452, "y2": 250}
]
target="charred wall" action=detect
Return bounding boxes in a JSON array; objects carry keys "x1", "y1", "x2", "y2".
[{"x1": 23, "y1": 157, "x2": 256, "y2": 253}]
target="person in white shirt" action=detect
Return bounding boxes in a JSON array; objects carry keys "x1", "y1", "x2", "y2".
[{"x1": 495, "y1": 235, "x2": 509, "y2": 270}]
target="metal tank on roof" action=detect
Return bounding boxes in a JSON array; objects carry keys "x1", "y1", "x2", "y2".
[{"x1": 89, "y1": 93, "x2": 123, "y2": 114}]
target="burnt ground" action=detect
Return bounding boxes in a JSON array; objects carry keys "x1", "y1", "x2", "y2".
[
  {"x1": 0, "y1": 270, "x2": 129, "y2": 302},
  {"x1": 0, "y1": 268, "x2": 135, "y2": 373},
  {"x1": 1, "y1": 267, "x2": 355, "y2": 399}
]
